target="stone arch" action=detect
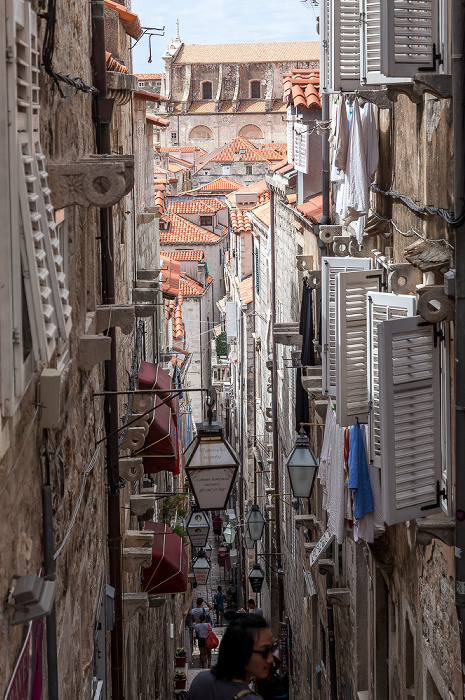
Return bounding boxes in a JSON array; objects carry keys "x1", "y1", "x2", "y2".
[
  {"x1": 201, "y1": 81, "x2": 213, "y2": 100},
  {"x1": 238, "y1": 124, "x2": 264, "y2": 140},
  {"x1": 189, "y1": 125, "x2": 214, "y2": 140}
]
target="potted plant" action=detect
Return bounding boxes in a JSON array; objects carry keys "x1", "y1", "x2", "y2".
[
  {"x1": 175, "y1": 669, "x2": 187, "y2": 689},
  {"x1": 175, "y1": 647, "x2": 187, "y2": 667}
]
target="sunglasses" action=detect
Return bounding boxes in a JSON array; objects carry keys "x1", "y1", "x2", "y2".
[{"x1": 251, "y1": 642, "x2": 278, "y2": 659}]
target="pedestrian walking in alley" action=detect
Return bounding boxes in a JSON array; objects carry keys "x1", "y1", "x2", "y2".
[
  {"x1": 213, "y1": 514, "x2": 223, "y2": 541},
  {"x1": 247, "y1": 599, "x2": 264, "y2": 617},
  {"x1": 186, "y1": 611, "x2": 276, "y2": 700},
  {"x1": 195, "y1": 614, "x2": 213, "y2": 668},
  {"x1": 214, "y1": 585, "x2": 227, "y2": 625},
  {"x1": 191, "y1": 597, "x2": 213, "y2": 625}
]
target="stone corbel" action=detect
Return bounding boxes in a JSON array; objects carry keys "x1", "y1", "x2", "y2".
[
  {"x1": 95, "y1": 305, "x2": 135, "y2": 335},
  {"x1": 130, "y1": 495, "x2": 156, "y2": 517},
  {"x1": 122, "y1": 548, "x2": 153, "y2": 573},
  {"x1": 124, "y1": 530, "x2": 154, "y2": 548},
  {"x1": 359, "y1": 74, "x2": 452, "y2": 109},
  {"x1": 301, "y1": 367, "x2": 322, "y2": 397},
  {"x1": 304, "y1": 543, "x2": 317, "y2": 554},
  {"x1": 132, "y1": 288, "x2": 159, "y2": 303},
  {"x1": 326, "y1": 588, "x2": 351, "y2": 607},
  {"x1": 48, "y1": 155, "x2": 134, "y2": 209},
  {"x1": 119, "y1": 458, "x2": 145, "y2": 482},
  {"x1": 415, "y1": 518, "x2": 455, "y2": 547},
  {"x1": 106, "y1": 71, "x2": 138, "y2": 105},
  {"x1": 295, "y1": 515, "x2": 318, "y2": 530},
  {"x1": 129, "y1": 415, "x2": 150, "y2": 438},
  {"x1": 135, "y1": 304, "x2": 158, "y2": 318},
  {"x1": 137, "y1": 212, "x2": 156, "y2": 225},
  {"x1": 122, "y1": 593, "x2": 149, "y2": 622},
  {"x1": 120, "y1": 427, "x2": 146, "y2": 451},
  {"x1": 77, "y1": 335, "x2": 112, "y2": 371},
  {"x1": 296, "y1": 254, "x2": 313, "y2": 271},
  {"x1": 148, "y1": 595, "x2": 166, "y2": 608},
  {"x1": 318, "y1": 559, "x2": 335, "y2": 576}
]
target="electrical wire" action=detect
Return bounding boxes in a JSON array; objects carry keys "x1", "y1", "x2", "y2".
[
  {"x1": 371, "y1": 183, "x2": 464, "y2": 228},
  {"x1": 370, "y1": 212, "x2": 454, "y2": 250}
]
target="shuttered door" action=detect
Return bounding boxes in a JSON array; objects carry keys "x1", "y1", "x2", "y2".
[
  {"x1": 335, "y1": 269, "x2": 382, "y2": 426},
  {"x1": 322, "y1": 257, "x2": 371, "y2": 397},
  {"x1": 226, "y1": 301, "x2": 237, "y2": 339},
  {"x1": 379, "y1": 316, "x2": 441, "y2": 524},
  {"x1": 380, "y1": 0, "x2": 439, "y2": 78},
  {"x1": 331, "y1": 0, "x2": 361, "y2": 92},
  {"x1": 366, "y1": 292, "x2": 416, "y2": 467}
]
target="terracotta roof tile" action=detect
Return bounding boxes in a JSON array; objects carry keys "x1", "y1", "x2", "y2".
[
  {"x1": 134, "y1": 89, "x2": 167, "y2": 103},
  {"x1": 154, "y1": 183, "x2": 167, "y2": 214},
  {"x1": 257, "y1": 146, "x2": 285, "y2": 161},
  {"x1": 296, "y1": 194, "x2": 324, "y2": 223},
  {"x1": 179, "y1": 273, "x2": 205, "y2": 296},
  {"x1": 238, "y1": 275, "x2": 253, "y2": 305},
  {"x1": 105, "y1": 51, "x2": 128, "y2": 74},
  {"x1": 188, "y1": 101, "x2": 217, "y2": 114},
  {"x1": 207, "y1": 136, "x2": 270, "y2": 163},
  {"x1": 175, "y1": 42, "x2": 320, "y2": 64},
  {"x1": 283, "y1": 69, "x2": 321, "y2": 109},
  {"x1": 154, "y1": 165, "x2": 170, "y2": 175},
  {"x1": 271, "y1": 102, "x2": 288, "y2": 113},
  {"x1": 173, "y1": 345, "x2": 189, "y2": 355},
  {"x1": 236, "y1": 100, "x2": 267, "y2": 114},
  {"x1": 135, "y1": 73, "x2": 166, "y2": 80},
  {"x1": 226, "y1": 179, "x2": 270, "y2": 205},
  {"x1": 161, "y1": 249, "x2": 204, "y2": 262},
  {"x1": 104, "y1": 0, "x2": 142, "y2": 38},
  {"x1": 250, "y1": 201, "x2": 271, "y2": 227},
  {"x1": 168, "y1": 199, "x2": 227, "y2": 214},
  {"x1": 219, "y1": 101, "x2": 234, "y2": 113},
  {"x1": 162, "y1": 146, "x2": 207, "y2": 154},
  {"x1": 169, "y1": 155, "x2": 193, "y2": 167},
  {"x1": 169, "y1": 163, "x2": 188, "y2": 174},
  {"x1": 189, "y1": 176, "x2": 243, "y2": 193},
  {"x1": 146, "y1": 114, "x2": 170, "y2": 127},
  {"x1": 230, "y1": 208, "x2": 252, "y2": 234},
  {"x1": 160, "y1": 255, "x2": 181, "y2": 298},
  {"x1": 173, "y1": 305, "x2": 184, "y2": 339},
  {"x1": 161, "y1": 214, "x2": 222, "y2": 243}
]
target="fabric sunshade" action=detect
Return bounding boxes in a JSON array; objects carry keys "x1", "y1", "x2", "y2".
[{"x1": 142, "y1": 522, "x2": 188, "y2": 594}]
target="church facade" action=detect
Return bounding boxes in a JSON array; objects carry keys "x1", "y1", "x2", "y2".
[{"x1": 159, "y1": 32, "x2": 319, "y2": 149}]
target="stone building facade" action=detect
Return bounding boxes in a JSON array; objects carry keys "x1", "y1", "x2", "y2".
[{"x1": 159, "y1": 34, "x2": 319, "y2": 149}]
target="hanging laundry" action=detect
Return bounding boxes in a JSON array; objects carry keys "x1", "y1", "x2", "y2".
[
  {"x1": 342, "y1": 99, "x2": 369, "y2": 226},
  {"x1": 334, "y1": 96, "x2": 349, "y2": 172},
  {"x1": 296, "y1": 279, "x2": 315, "y2": 434},
  {"x1": 348, "y1": 423, "x2": 374, "y2": 519},
  {"x1": 319, "y1": 402, "x2": 346, "y2": 544},
  {"x1": 360, "y1": 101, "x2": 379, "y2": 184}
]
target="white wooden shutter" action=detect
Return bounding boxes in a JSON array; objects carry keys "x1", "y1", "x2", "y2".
[
  {"x1": 322, "y1": 257, "x2": 371, "y2": 397},
  {"x1": 286, "y1": 107, "x2": 295, "y2": 164},
  {"x1": 380, "y1": 0, "x2": 440, "y2": 78},
  {"x1": 331, "y1": 0, "x2": 361, "y2": 92},
  {"x1": 360, "y1": 0, "x2": 413, "y2": 84},
  {"x1": 335, "y1": 269, "x2": 382, "y2": 426},
  {"x1": 367, "y1": 292, "x2": 416, "y2": 467},
  {"x1": 226, "y1": 301, "x2": 238, "y2": 339},
  {"x1": 319, "y1": 0, "x2": 332, "y2": 93},
  {"x1": 379, "y1": 316, "x2": 442, "y2": 524},
  {"x1": 294, "y1": 123, "x2": 309, "y2": 174}
]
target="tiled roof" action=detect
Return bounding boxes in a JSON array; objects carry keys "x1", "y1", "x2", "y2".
[
  {"x1": 134, "y1": 89, "x2": 167, "y2": 103},
  {"x1": 175, "y1": 42, "x2": 320, "y2": 64},
  {"x1": 250, "y1": 201, "x2": 271, "y2": 227},
  {"x1": 207, "y1": 136, "x2": 270, "y2": 163},
  {"x1": 105, "y1": 52, "x2": 128, "y2": 74},
  {"x1": 238, "y1": 275, "x2": 253, "y2": 305},
  {"x1": 179, "y1": 273, "x2": 206, "y2": 296},
  {"x1": 169, "y1": 163, "x2": 188, "y2": 174},
  {"x1": 283, "y1": 69, "x2": 321, "y2": 109},
  {"x1": 226, "y1": 179, "x2": 270, "y2": 205},
  {"x1": 230, "y1": 208, "x2": 252, "y2": 234},
  {"x1": 173, "y1": 304, "x2": 184, "y2": 339},
  {"x1": 263, "y1": 143, "x2": 287, "y2": 156},
  {"x1": 161, "y1": 214, "x2": 222, "y2": 243},
  {"x1": 168, "y1": 199, "x2": 227, "y2": 214},
  {"x1": 296, "y1": 194, "x2": 324, "y2": 223},
  {"x1": 256, "y1": 146, "x2": 285, "y2": 161},
  {"x1": 219, "y1": 101, "x2": 234, "y2": 113},
  {"x1": 146, "y1": 114, "x2": 170, "y2": 127},
  {"x1": 154, "y1": 183, "x2": 167, "y2": 213},
  {"x1": 161, "y1": 249, "x2": 204, "y2": 261},
  {"x1": 271, "y1": 102, "x2": 288, "y2": 113},
  {"x1": 237, "y1": 100, "x2": 267, "y2": 114},
  {"x1": 190, "y1": 176, "x2": 243, "y2": 193},
  {"x1": 188, "y1": 101, "x2": 217, "y2": 114},
  {"x1": 154, "y1": 165, "x2": 170, "y2": 175},
  {"x1": 162, "y1": 146, "x2": 207, "y2": 154},
  {"x1": 135, "y1": 73, "x2": 166, "y2": 80},
  {"x1": 173, "y1": 344, "x2": 189, "y2": 355},
  {"x1": 103, "y1": 0, "x2": 141, "y2": 38},
  {"x1": 160, "y1": 255, "x2": 180, "y2": 298},
  {"x1": 169, "y1": 155, "x2": 193, "y2": 167}
]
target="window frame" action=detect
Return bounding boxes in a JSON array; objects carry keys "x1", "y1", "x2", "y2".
[
  {"x1": 245, "y1": 165, "x2": 253, "y2": 175},
  {"x1": 201, "y1": 80, "x2": 213, "y2": 100},
  {"x1": 250, "y1": 80, "x2": 261, "y2": 99}
]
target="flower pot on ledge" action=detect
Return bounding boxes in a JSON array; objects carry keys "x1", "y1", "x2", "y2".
[
  {"x1": 175, "y1": 679, "x2": 187, "y2": 689},
  {"x1": 175, "y1": 656, "x2": 187, "y2": 667}
]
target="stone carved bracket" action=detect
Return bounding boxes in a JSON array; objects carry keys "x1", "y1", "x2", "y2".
[
  {"x1": 95, "y1": 305, "x2": 135, "y2": 335},
  {"x1": 318, "y1": 559, "x2": 335, "y2": 575},
  {"x1": 148, "y1": 595, "x2": 166, "y2": 608},
  {"x1": 358, "y1": 74, "x2": 452, "y2": 109},
  {"x1": 124, "y1": 530, "x2": 154, "y2": 548},
  {"x1": 48, "y1": 155, "x2": 134, "y2": 209},
  {"x1": 326, "y1": 588, "x2": 351, "y2": 607},
  {"x1": 119, "y1": 458, "x2": 145, "y2": 482},
  {"x1": 122, "y1": 548, "x2": 153, "y2": 573},
  {"x1": 130, "y1": 495, "x2": 156, "y2": 517},
  {"x1": 415, "y1": 518, "x2": 455, "y2": 547},
  {"x1": 77, "y1": 335, "x2": 112, "y2": 371},
  {"x1": 122, "y1": 593, "x2": 149, "y2": 622},
  {"x1": 121, "y1": 426, "x2": 146, "y2": 451},
  {"x1": 295, "y1": 515, "x2": 318, "y2": 530}
]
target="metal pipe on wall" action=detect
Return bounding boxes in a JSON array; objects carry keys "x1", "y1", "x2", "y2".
[
  {"x1": 42, "y1": 484, "x2": 59, "y2": 700},
  {"x1": 452, "y1": 0, "x2": 465, "y2": 683}
]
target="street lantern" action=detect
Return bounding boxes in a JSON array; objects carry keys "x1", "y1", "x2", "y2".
[
  {"x1": 192, "y1": 550, "x2": 211, "y2": 586},
  {"x1": 223, "y1": 524, "x2": 236, "y2": 545},
  {"x1": 203, "y1": 541, "x2": 213, "y2": 561},
  {"x1": 183, "y1": 419, "x2": 240, "y2": 511},
  {"x1": 248, "y1": 563, "x2": 265, "y2": 593},
  {"x1": 186, "y1": 510, "x2": 210, "y2": 548},
  {"x1": 230, "y1": 548, "x2": 238, "y2": 567},
  {"x1": 285, "y1": 428, "x2": 319, "y2": 499},
  {"x1": 246, "y1": 504, "x2": 266, "y2": 541},
  {"x1": 243, "y1": 528, "x2": 255, "y2": 550}
]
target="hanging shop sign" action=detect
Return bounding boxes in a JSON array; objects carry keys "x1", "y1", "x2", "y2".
[{"x1": 308, "y1": 529, "x2": 335, "y2": 568}]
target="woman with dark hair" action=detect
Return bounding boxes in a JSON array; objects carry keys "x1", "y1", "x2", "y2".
[{"x1": 187, "y1": 611, "x2": 276, "y2": 699}]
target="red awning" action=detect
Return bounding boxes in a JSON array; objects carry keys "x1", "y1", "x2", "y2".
[
  {"x1": 136, "y1": 361, "x2": 180, "y2": 474},
  {"x1": 142, "y1": 522, "x2": 188, "y2": 594}
]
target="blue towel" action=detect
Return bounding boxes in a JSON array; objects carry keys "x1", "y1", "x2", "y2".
[{"x1": 348, "y1": 423, "x2": 374, "y2": 519}]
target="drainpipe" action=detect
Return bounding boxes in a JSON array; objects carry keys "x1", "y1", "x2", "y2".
[
  {"x1": 269, "y1": 188, "x2": 284, "y2": 622},
  {"x1": 452, "y1": 0, "x2": 465, "y2": 684},
  {"x1": 42, "y1": 478, "x2": 59, "y2": 700},
  {"x1": 91, "y1": 2, "x2": 123, "y2": 698}
]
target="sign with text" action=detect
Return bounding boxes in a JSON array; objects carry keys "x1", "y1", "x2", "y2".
[
  {"x1": 188, "y1": 468, "x2": 236, "y2": 510},
  {"x1": 186, "y1": 511, "x2": 210, "y2": 547},
  {"x1": 309, "y1": 529, "x2": 335, "y2": 568},
  {"x1": 188, "y1": 440, "x2": 237, "y2": 468}
]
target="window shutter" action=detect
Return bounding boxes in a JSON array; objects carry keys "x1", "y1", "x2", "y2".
[
  {"x1": 320, "y1": 0, "x2": 332, "y2": 93},
  {"x1": 379, "y1": 316, "x2": 442, "y2": 524},
  {"x1": 380, "y1": 0, "x2": 440, "y2": 78},
  {"x1": 335, "y1": 269, "x2": 382, "y2": 426},
  {"x1": 255, "y1": 248, "x2": 260, "y2": 295},
  {"x1": 360, "y1": 0, "x2": 413, "y2": 85},
  {"x1": 294, "y1": 123, "x2": 309, "y2": 174},
  {"x1": 286, "y1": 107, "x2": 295, "y2": 164},
  {"x1": 331, "y1": 0, "x2": 361, "y2": 92},
  {"x1": 366, "y1": 292, "x2": 416, "y2": 467},
  {"x1": 321, "y1": 257, "x2": 372, "y2": 397}
]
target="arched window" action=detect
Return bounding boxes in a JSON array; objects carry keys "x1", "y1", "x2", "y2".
[
  {"x1": 189, "y1": 125, "x2": 214, "y2": 140},
  {"x1": 202, "y1": 81, "x2": 213, "y2": 100},
  {"x1": 239, "y1": 124, "x2": 264, "y2": 140},
  {"x1": 250, "y1": 80, "x2": 261, "y2": 99}
]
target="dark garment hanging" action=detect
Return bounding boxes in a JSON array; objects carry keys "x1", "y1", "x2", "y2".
[{"x1": 296, "y1": 279, "x2": 315, "y2": 434}]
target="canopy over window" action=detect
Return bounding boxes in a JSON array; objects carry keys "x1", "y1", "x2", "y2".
[{"x1": 142, "y1": 522, "x2": 188, "y2": 594}]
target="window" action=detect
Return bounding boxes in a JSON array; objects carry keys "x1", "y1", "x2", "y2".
[
  {"x1": 222, "y1": 165, "x2": 231, "y2": 175},
  {"x1": 139, "y1": 81, "x2": 145, "y2": 87},
  {"x1": 171, "y1": 132, "x2": 177, "y2": 140},
  {"x1": 250, "y1": 80, "x2": 261, "y2": 98},
  {"x1": 202, "y1": 81, "x2": 212, "y2": 100},
  {"x1": 200, "y1": 216, "x2": 212, "y2": 227},
  {"x1": 245, "y1": 165, "x2": 253, "y2": 175}
]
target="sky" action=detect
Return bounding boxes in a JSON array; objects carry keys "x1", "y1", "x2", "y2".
[{"x1": 131, "y1": 0, "x2": 319, "y2": 74}]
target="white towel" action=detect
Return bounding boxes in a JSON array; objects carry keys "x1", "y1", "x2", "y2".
[
  {"x1": 342, "y1": 99, "x2": 369, "y2": 225},
  {"x1": 334, "y1": 97, "x2": 349, "y2": 172}
]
